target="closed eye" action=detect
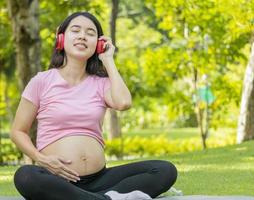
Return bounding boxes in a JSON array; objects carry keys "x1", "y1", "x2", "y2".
[
  {"x1": 71, "y1": 28, "x2": 80, "y2": 32},
  {"x1": 87, "y1": 31, "x2": 95, "y2": 36},
  {"x1": 69, "y1": 25, "x2": 97, "y2": 36}
]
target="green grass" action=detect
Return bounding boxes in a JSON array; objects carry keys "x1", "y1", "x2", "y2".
[
  {"x1": 0, "y1": 165, "x2": 18, "y2": 196},
  {"x1": 122, "y1": 127, "x2": 235, "y2": 140},
  {"x1": 1, "y1": 140, "x2": 253, "y2": 196},
  {"x1": 108, "y1": 140, "x2": 254, "y2": 196},
  {"x1": 171, "y1": 140, "x2": 254, "y2": 195},
  {"x1": 120, "y1": 127, "x2": 199, "y2": 139}
]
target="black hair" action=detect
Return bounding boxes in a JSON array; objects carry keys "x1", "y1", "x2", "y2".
[{"x1": 48, "y1": 12, "x2": 108, "y2": 77}]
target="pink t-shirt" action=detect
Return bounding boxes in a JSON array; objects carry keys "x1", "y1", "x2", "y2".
[{"x1": 21, "y1": 68, "x2": 111, "y2": 151}]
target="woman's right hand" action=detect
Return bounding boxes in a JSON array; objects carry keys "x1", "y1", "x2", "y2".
[{"x1": 36, "y1": 154, "x2": 80, "y2": 182}]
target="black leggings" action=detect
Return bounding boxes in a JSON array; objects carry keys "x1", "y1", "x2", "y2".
[{"x1": 14, "y1": 159, "x2": 177, "y2": 200}]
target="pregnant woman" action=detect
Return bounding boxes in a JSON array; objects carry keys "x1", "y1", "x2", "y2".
[{"x1": 11, "y1": 11, "x2": 177, "y2": 200}]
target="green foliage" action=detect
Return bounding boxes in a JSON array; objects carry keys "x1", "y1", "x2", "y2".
[
  {"x1": 105, "y1": 133, "x2": 235, "y2": 159},
  {"x1": 150, "y1": 0, "x2": 252, "y2": 128},
  {"x1": 0, "y1": 1, "x2": 15, "y2": 77},
  {"x1": 0, "y1": 138, "x2": 22, "y2": 164},
  {"x1": 135, "y1": 0, "x2": 254, "y2": 131},
  {"x1": 1, "y1": 127, "x2": 234, "y2": 164},
  {"x1": 2, "y1": 0, "x2": 254, "y2": 156}
]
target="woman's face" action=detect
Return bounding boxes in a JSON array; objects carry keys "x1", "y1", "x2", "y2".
[{"x1": 64, "y1": 15, "x2": 98, "y2": 60}]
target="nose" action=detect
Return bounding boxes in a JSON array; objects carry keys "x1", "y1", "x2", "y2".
[{"x1": 77, "y1": 30, "x2": 87, "y2": 41}]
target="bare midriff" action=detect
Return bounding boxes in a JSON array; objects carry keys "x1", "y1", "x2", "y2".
[{"x1": 40, "y1": 135, "x2": 106, "y2": 176}]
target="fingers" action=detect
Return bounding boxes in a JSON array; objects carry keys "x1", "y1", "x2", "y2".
[
  {"x1": 59, "y1": 170, "x2": 80, "y2": 182},
  {"x1": 58, "y1": 157, "x2": 72, "y2": 164},
  {"x1": 46, "y1": 156, "x2": 80, "y2": 182},
  {"x1": 48, "y1": 165, "x2": 80, "y2": 182},
  {"x1": 57, "y1": 156, "x2": 79, "y2": 177},
  {"x1": 103, "y1": 43, "x2": 110, "y2": 51},
  {"x1": 59, "y1": 163, "x2": 80, "y2": 182},
  {"x1": 49, "y1": 168, "x2": 77, "y2": 183},
  {"x1": 99, "y1": 35, "x2": 114, "y2": 49},
  {"x1": 61, "y1": 164, "x2": 79, "y2": 177}
]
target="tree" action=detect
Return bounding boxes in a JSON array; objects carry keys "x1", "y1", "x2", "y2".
[
  {"x1": 6, "y1": 0, "x2": 41, "y2": 89},
  {"x1": 143, "y1": 0, "x2": 254, "y2": 147},
  {"x1": 6, "y1": 0, "x2": 41, "y2": 164},
  {"x1": 237, "y1": 42, "x2": 254, "y2": 143},
  {"x1": 107, "y1": 0, "x2": 122, "y2": 139}
]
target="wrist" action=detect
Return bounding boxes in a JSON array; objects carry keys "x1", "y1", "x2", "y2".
[
  {"x1": 34, "y1": 151, "x2": 46, "y2": 163},
  {"x1": 103, "y1": 57, "x2": 115, "y2": 67}
]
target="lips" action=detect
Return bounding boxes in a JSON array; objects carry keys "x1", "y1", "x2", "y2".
[{"x1": 74, "y1": 43, "x2": 88, "y2": 48}]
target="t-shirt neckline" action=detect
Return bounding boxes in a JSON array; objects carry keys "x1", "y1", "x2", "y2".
[{"x1": 53, "y1": 68, "x2": 90, "y2": 88}]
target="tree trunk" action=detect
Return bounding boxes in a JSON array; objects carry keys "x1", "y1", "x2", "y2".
[
  {"x1": 193, "y1": 67, "x2": 207, "y2": 149},
  {"x1": 6, "y1": 0, "x2": 41, "y2": 88},
  {"x1": 108, "y1": 0, "x2": 121, "y2": 139},
  {"x1": 6, "y1": 0, "x2": 41, "y2": 164},
  {"x1": 237, "y1": 43, "x2": 254, "y2": 143},
  {"x1": 108, "y1": 110, "x2": 121, "y2": 139}
]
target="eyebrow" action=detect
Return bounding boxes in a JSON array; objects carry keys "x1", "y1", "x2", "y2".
[{"x1": 70, "y1": 25, "x2": 96, "y2": 33}]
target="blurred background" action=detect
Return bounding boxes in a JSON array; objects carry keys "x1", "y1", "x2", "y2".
[{"x1": 1, "y1": 0, "x2": 254, "y2": 165}]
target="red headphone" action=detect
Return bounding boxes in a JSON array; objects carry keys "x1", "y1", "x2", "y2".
[
  {"x1": 56, "y1": 33, "x2": 64, "y2": 50},
  {"x1": 56, "y1": 33, "x2": 106, "y2": 54},
  {"x1": 96, "y1": 39, "x2": 106, "y2": 54}
]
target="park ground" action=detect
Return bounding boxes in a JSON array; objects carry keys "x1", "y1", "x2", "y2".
[{"x1": 0, "y1": 128, "x2": 253, "y2": 196}]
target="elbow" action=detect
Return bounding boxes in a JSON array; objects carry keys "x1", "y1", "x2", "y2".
[
  {"x1": 117, "y1": 100, "x2": 132, "y2": 111},
  {"x1": 9, "y1": 126, "x2": 21, "y2": 142},
  {"x1": 112, "y1": 93, "x2": 132, "y2": 111}
]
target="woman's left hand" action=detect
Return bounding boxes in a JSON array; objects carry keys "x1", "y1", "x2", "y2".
[{"x1": 98, "y1": 36, "x2": 115, "y2": 63}]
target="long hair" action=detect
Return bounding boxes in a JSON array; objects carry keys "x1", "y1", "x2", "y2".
[{"x1": 48, "y1": 12, "x2": 108, "y2": 77}]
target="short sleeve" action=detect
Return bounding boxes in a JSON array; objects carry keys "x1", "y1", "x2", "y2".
[
  {"x1": 21, "y1": 74, "x2": 41, "y2": 107},
  {"x1": 97, "y1": 77, "x2": 111, "y2": 105}
]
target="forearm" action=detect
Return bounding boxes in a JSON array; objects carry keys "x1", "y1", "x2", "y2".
[
  {"x1": 10, "y1": 130, "x2": 45, "y2": 162},
  {"x1": 104, "y1": 58, "x2": 132, "y2": 107}
]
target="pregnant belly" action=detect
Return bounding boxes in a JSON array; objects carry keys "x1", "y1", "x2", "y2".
[{"x1": 40, "y1": 135, "x2": 106, "y2": 176}]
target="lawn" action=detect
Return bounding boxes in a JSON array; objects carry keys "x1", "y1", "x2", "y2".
[
  {"x1": 1, "y1": 139, "x2": 253, "y2": 196},
  {"x1": 120, "y1": 127, "x2": 235, "y2": 140}
]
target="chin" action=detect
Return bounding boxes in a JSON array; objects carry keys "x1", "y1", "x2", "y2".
[{"x1": 73, "y1": 53, "x2": 90, "y2": 60}]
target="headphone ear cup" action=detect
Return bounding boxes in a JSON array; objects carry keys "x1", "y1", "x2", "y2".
[
  {"x1": 96, "y1": 39, "x2": 106, "y2": 54},
  {"x1": 56, "y1": 33, "x2": 64, "y2": 50}
]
